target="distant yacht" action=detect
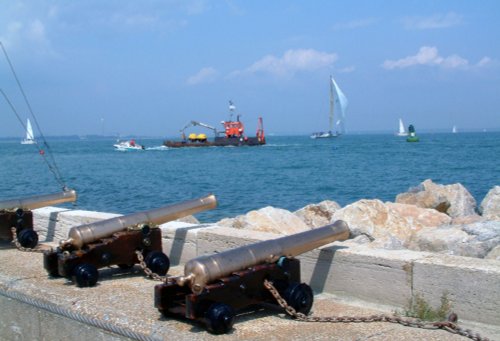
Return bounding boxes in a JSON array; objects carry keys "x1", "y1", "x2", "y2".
[
  {"x1": 452, "y1": 125, "x2": 458, "y2": 133},
  {"x1": 21, "y1": 118, "x2": 36, "y2": 144},
  {"x1": 311, "y1": 75, "x2": 348, "y2": 139},
  {"x1": 396, "y1": 118, "x2": 408, "y2": 136}
]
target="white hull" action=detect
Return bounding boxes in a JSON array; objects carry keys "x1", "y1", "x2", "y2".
[
  {"x1": 21, "y1": 139, "x2": 36, "y2": 145},
  {"x1": 113, "y1": 140, "x2": 145, "y2": 151},
  {"x1": 310, "y1": 131, "x2": 337, "y2": 139}
]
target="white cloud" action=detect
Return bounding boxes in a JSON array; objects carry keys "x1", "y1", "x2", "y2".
[
  {"x1": 28, "y1": 19, "x2": 47, "y2": 43},
  {"x1": 338, "y1": 66, "x2": 356, "y2": 73},
  {"x1": 184, "y1": 0, "x2": 210, "y2": 15},
  {"x1": 235, "y1": 49, "x2": 338, "y2": 77},
  {"x1": 187, "y1": 67, "x2": 219, "y2": 85},
  {"x1": 110, "y1": 12, "x2": 159, "y2": 29},
  {"x1": 403, "y1": 12, "x2": 463, "y2": 30},
  {"x1": 476, "y1": 57, "x2": 492, "y2": 67},
  {"x1": 1, "y1": 18, "x2": 56, "y2": 57},
  {"x1": 383, "y1": 46, "x2": 470, "y2": 70}
]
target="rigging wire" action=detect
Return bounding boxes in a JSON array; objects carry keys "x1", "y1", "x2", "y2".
[
  {"x1": 0, "y1": 41, "x2": 68, "y2": 190},
  {"x1": 0, "y1": 89, "x2": 67, "y2": 190}
]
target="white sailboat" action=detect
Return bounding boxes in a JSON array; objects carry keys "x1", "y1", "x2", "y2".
[
  {"x1": 21, "y1": 118, "x2": 36, "y2": 144},
  {"x1": 311, "y1": 75, "x2": 348, "y2": 139},
  {"x1": 452, "y1": 125, "x2": 458, "y2": 133},
  {"x1": 396, "y1": 118, "x2": 408, "y2": 136}
]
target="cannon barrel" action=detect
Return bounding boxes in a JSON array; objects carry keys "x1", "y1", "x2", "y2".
[
  {"x1": 63, "y1": 194, "x2": 217, "y2": 249},
  {"x1": 0, "y1": 190, "x2": 77, "y2": 211},
  {"x1": 178, "y1": 220, "x2": 349, "y2": 294}
]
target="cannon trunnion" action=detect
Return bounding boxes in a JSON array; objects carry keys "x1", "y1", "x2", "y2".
[{"x1": 154, "y1": 221, "x2": 349, "y2": 334}]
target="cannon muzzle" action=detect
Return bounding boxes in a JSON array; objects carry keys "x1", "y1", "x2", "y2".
[
  {"x1": 0, "y1": 190, "x2": 77, "y2": 211},
  {"x1": 62, "y1": 194, "x2": 217, "y2": 249},
  {"x1": 177, "y1": 220, "x2": 349, "y2": 293}
]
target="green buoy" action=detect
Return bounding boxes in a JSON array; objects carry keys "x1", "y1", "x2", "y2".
[{"x1": 406, "y1": 124, "x2": 419, "y2": 142}]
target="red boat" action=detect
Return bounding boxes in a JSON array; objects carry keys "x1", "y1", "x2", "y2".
[{"x1": 163, "y1": 102, "x2": 265, "y2": 148}]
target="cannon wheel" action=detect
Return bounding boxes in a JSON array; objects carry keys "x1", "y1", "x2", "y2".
[
  {"x1": 73, "y1": 263, "x2": 99, "y2": 287},
  {"x1": 283, "y1": 282, "x2": 314, "y2": 315},
  {"x1": 17, "y1": 229, "x2": 39, "y2": 249},
  {"x1": 145, "y1": 251, "x2": 170, "y2": 276},
  {"x1": 205, "y1": 302, "x2": 235, "y2": 334}
]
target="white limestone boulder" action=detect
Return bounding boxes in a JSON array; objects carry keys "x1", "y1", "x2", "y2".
[
  {"x1": 485, "y1": 245, "x2": 500, "y2": 260},
  {"x1": 396, "y1": 179, "x2": 477, "y2": 218},
  {"x1": 217, "y1": 206, "x2": 310, "y2": 235},
  {"x1": 330, "y1": 199, "x2": 451, "y2": 248},
  {"x1": 479, "y1": 186, "x2": 500, "y2": 220},
  {"x1": 409, "y1": 221, "x2": 500, "y2": 258},
  {"x1": 294, "y1": 200, "x2": 341, "y2": 228}
]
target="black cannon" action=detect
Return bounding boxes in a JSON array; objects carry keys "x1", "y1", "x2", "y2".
[
  {"x1": 43, "y1": 195, "x2": 217, "y2": 287},
  {"x1": 154, "y1": 220, "x2": 349, "y2": 334}
]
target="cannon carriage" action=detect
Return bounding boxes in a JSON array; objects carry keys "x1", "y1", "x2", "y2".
[
  {"x1": 154, "y1": 220, "x2": 349, "y2": 334},
  {"x1": 0, "y1": 190, "x2": 77, "y2": 248},
  {"x1": 44, "y1": 194, "x2": 217, "y2": 287}
]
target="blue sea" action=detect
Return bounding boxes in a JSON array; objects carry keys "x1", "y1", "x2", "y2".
[{"x1": 1, "y1": 133, "x2": 499, "y2": 222}]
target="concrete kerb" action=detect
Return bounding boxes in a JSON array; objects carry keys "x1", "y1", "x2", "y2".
[
  {"x1": 412, "y1": 254, "x2": 500, "y2": 325},
  {"x1": 190, "y1": 226, "x2": 500, "y2": 327},
  {"x1": 29, "y1": 207, "x2": 500, "y2": 328}
]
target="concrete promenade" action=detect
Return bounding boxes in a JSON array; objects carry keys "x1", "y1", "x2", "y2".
[{"x1": 0, "y1": 207, "x2": 497, "y2": 340}]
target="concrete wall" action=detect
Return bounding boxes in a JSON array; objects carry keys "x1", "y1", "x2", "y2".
[
  {"x1": 32, "y1": 207, "x2": 500, "y2": 326},
  {"x1": 0, "y1": 295, "x2": 129, "y2": 340}
]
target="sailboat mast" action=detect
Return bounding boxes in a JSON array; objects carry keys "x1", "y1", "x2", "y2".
[{"x1": 329, "y1": 75, "x2": 334, "y2": 132}]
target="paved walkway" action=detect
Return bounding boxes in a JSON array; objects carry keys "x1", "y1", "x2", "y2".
[{"x1": 0, "y1": 246, "x2": 497, "y2": 340}]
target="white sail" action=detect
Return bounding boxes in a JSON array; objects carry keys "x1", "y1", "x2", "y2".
[
  {"x1": 452, "y1": 125, "x2": 457, "y2": 133},
  {"x1": 310, "y1": 75, "x2": 348, "y2": 139},
  {"x1": 331, "y1": 75, "x2": 348, "y2": 135},
  {"x1": 397, "y1": 118, "x2": 408, "y2": 136},
  {"x1": 21, "y1": 118, "x2": 36, "y2": 144}
]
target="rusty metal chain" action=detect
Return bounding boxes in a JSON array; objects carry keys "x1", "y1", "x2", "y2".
[
  {"x1": 134, "y1": 249, "x2": 177, "y2": 284},
  {"x1": 263, "y1": 279, "x2": 490, "y2": 341},
  {"x1": 10, "y1": 227, "x2": 51, "y2": 253}
]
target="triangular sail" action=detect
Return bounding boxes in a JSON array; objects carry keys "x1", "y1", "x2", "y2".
[
  {"x1": 26, "y1": 118, "x2": 34, "y2": 140},
  {"x1": 21, "y1": 118, "x2": 35, "y2": 144},
  {"x1": 330, "y1": 76, "x2": 348, "y2": 135},
  {"x1": 399, "y1": 119, "x2": 405, "y2": 134}
]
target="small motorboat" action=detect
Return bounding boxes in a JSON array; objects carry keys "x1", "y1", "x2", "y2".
[{"x1": 113, "y1": 139, "x2": 145, "y2": 151}]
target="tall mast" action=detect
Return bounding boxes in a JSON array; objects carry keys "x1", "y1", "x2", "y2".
[{"x1": 329, "y1": 75, "x2": 334, "y2": 132}]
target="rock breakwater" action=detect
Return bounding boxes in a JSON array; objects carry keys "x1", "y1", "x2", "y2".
[{"x1": 216, "y1": 180, "x2": 500, "y2": 260}]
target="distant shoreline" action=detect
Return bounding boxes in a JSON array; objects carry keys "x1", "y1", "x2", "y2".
[{"x1": 1, "y1": 129, "x2": 500, "y2": 141}]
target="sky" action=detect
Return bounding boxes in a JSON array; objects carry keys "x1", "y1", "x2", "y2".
[{"x1": 1, "y1": 0, "x2": 499, "y2": 137}]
